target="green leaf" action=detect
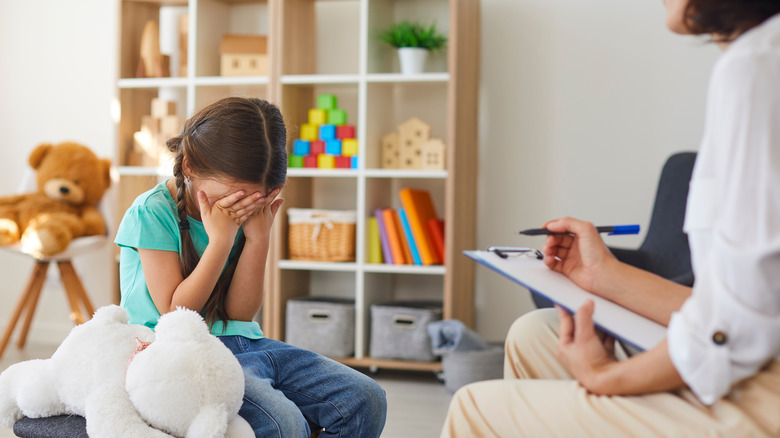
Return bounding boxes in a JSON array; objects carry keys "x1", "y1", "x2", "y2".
[{"x1": 377, "y1": 20, "x2": 448, "y2": 51}]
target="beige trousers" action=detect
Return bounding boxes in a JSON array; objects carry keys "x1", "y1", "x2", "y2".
[{"x1": 440, "y1": 309, "x2": 780, "y2": 438}]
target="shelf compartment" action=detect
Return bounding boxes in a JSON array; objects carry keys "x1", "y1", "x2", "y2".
[
  {"x1": 118, "y1": 88, "x2": 187, "y2": 168},
  {"x1": 120, "y1": 2, "x2": 189, "y2": 79}
]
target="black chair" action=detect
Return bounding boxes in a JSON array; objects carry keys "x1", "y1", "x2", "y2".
[{"x1": 532, "y1": 152, "x2": 697, "y2": 309}]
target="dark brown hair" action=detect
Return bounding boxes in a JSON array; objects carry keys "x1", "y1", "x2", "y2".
[
  {"x1": 685, "y1": 1, "x2": 780, "y2": 41},
  {"x1": 166, "y1": 97, "x2": 287, "y2": 326}
]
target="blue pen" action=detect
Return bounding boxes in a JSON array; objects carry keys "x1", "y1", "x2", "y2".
[{"x1": 518, "y1": 225, "x2": 640, "y2": 236}]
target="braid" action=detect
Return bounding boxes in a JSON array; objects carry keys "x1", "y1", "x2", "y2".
[{"x1": 171, "y1": 139, "x2": 199, "y2": 279}]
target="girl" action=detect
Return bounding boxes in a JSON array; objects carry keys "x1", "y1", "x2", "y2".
[
  {"x1": 115, "y1": 97, "x2": 387, "y2": 437},
  {"x1": 442, "y1": 0, "x2": 780, "y2": 436}
]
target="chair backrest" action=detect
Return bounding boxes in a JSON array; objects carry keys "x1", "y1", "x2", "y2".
[{"x1": 638, "y1": 152, "x2": 696, "y2": 283}]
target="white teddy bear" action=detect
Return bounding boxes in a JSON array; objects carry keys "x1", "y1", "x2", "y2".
[{"x1": 0, "y1": 305, "x2": 253, "y2": 438}]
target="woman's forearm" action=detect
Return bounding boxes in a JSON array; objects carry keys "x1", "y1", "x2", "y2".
[
  {"x1": 595, "y1": 260, "x2": 692, "y2": 326},
  {"x1": 224, "y1": 238, "x2": 269, "y2": 320}
]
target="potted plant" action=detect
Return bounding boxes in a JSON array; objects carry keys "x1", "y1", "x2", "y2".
[{"x1": 378, "y1": 20, "x2": 447, "y2": 75}]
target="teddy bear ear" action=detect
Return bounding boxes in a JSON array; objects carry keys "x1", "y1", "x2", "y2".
[
  {"x1": 29, "y1": 143, "x2": 53, "y2": 169},
  {"x1": 101, "y1": 158, "x2": 112, "y2": 188}
]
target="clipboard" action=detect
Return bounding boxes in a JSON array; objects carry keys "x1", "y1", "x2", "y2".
[{"x1": 465, "y1": 250, "x2": 666, "y2": 352}]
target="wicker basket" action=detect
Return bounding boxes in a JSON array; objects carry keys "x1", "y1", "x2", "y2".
[{"x1": 287, "y1": 209, "x2": 357, "y2": 262}]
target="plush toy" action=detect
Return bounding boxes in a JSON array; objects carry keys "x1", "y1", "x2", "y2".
[
  {"x1": 0, "y1": 142, "x2": 111, "y2": 257},
  {"x1": 0, "y1": 306, "x2": 252, "y2": 438}
]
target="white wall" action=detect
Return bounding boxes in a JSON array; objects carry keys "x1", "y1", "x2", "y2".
[
  {"x1": 0, "y1": 0, "x2": 720, "y2": 345},
  {"x1": 475, "y1": 0, "x2": 720, "y2": 341},
  {"x1": 0, "y1": 0, "x2": 118, "y2": 345}
]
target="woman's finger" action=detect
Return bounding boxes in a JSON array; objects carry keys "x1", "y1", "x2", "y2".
[
  {"x1": 556, "y1": 305, "x2": 574, "y2": 346},
  {"x1": 574, "y1": 300, "x2": 597, "y2": 342}
]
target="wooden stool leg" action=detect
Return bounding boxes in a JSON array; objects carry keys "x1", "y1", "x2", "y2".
[
  {"x1": 0, "y1": 261, "x2": 48, "y2": 359},
  {"x1": 57, "y1": 261, "x2": 90, "y2": 325},
  {"x1": 63, "y1": 263, "x2": 95, "y2": 317},
  {"x1": 16, "y1": 262, "x2": 49, "y2": 349}
]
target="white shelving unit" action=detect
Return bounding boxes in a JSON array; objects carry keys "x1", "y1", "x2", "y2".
[{"x1": 116, "y1": 0, "x2": 480, "y2": 372}]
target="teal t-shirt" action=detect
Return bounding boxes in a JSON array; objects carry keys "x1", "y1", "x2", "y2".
[{"x1": 114, "y1": 181, "x2": 264, "y2": 339}]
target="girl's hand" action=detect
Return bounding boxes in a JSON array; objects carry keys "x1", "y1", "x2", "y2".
[
  {"x1": 242, "y1": 187, "x2": 284, "y2": 244},
  {"x1": 556, "y1": 301, "x2": 617, "y2": 393},
  {"x1": 197, "y1": 190, "x2": 245, "y2": 248},
  {"x1": 541, "y1": 217, "x2": 617, "y2": 293}
]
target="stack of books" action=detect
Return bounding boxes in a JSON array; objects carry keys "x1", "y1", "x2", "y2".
[{"x1": 368, "y1": 188, "x2": 445, "y2": 266}]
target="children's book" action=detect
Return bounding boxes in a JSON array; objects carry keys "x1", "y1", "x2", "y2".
[
  {"x1": 367, "y1": 217, "x2": 384, "y2": 264},
  {"x1": 381, "y1": 209, "x2": 408, "y2": 264},
  {"x1": 374, "y1": 209, "x2": 394, "y2": 264},
  {"x1": 464, "y1": 250, "x2": 666, "y2": 352},
  {"x1": 399, "y1": 188, "x2": 441, "y2": 265},
  {"x1": 427, "y1": 218, "x2": 445, "y2": 263},
  {"x1": 399, "y1": 209, "x2": 422, "y2": 265}
]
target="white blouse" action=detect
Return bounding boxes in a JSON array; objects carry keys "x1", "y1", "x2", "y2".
[{"x1": 667, "y1": 13, "x2": 780, "y2": 405}]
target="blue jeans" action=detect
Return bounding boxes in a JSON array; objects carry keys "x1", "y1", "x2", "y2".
[{"x1": 219, "y1": 336, "x2": 387, "y2": 438}]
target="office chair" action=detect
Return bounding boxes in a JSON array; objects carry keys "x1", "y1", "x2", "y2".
[{"x1": 532, "y1": 151, "x2": 697, "y2": 309}]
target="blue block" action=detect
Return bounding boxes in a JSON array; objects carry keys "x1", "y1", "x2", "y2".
[
  {"x1": 351, "y1": 155, "x2": 359, "y2": 169},
  {"x1": 325, "y1": 139, "x2": 342, "y2": 155},
  {"x1": 293, "y1": 139, "x2": 310, "y2": 156},
  {"x1": 319, "y1": 124, "x2": 337, "y2": 141}
]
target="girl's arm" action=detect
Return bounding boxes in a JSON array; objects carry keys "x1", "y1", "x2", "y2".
[
  {"x1": 557, "y1": 302, "x2": 685, "y2": 396},
  {"x1": 224, "y1": 188, "x2": 284, "y2": 321}
]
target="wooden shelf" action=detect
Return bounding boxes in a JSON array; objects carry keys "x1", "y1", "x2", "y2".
[{"x1": 336, "y1": 357, "x2": 443, "y2": 373}]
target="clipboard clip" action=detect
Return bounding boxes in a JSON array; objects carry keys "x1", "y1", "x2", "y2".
[{"x1": 486, "y1": 246, "x2": 543, "y2": 260}]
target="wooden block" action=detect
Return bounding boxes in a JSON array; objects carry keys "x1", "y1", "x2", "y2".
[
  {"x1": 289, "y1": 155, "x2": 305, "y2": 168},
  {"x1": 317, "y1": 154, "x2": 335, "y2": 169},
  {"x1": 178, "y1": 14, "x2": 188, "y2": 77},
  {"x1": 319, "y1": 124, "x2": 336, "y2": 140},
  {"x1": 420, "y1": 139, "x2": 446, "y2": 171},
  {"x1": 141, "y1": 115, "x2": 161, "y2": 136},
  {"x1": 304, "y1": 155, "x2": 318, "y2": 168},
  {"x1": 300, "y1": 124, "x2": 318, "y2": 141},
  {"x1": 151, "y1": 98, "x2": 177, "y2": 118},
  {"x1": 160, "y1": 115, "x2": 182, "y2": 137},
  {"x1": 325, "y1": 139, "x2": 342, "y2": 156},
  {"x1": 381, "y1": 132, "x2": 400, "y2": 169},
  {"x1": 399, "y1": 117, "x2": 431, "y2": 169},
  {"x1": 317, "y1": 94, "x2": 338, "y2": 110},
  {"x1": 220, "y1": 54, "x2": 268, "y2": 76},
  {"x1": 310, "y1": 140, "x2": 325, "y2": 155},
  {"x1": 336, "y1": 124, "x2": 355, "y2": 140},
  {"x1": 309, "y1": 109, "x2": 328, "y2": 125},
  {"x1": 334, "y1": 156, "x2": 351, "y2": 169},
  {"x1": 137, "y1": 20, "x2": 167, "y2": 78},
  {"x1": 327, "y1": 109, "x2": 347, "y2": 126},
  {"x1": 220, "y1": 34, "x2": 268, "y2": 54},
  {"x1": 342, "y1": 138, "x2": 358, "y2": 157},
  {"x1": 293, "y1": 139, "x2": 310, "y2": 156}
]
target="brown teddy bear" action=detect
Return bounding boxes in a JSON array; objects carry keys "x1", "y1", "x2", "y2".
[{"x1": 0, "y1": 142, "x2": 111, "y2": 257}]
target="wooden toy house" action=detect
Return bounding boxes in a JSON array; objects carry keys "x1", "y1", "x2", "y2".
[
  {"x1": 220, "y1": 34, "x2": 268, "y2": 76},
  {"x1": 420, "y1": 139, "x2": 446, "y2": 170},
  {"x1": 381, "y1": 132, "x2": 400, "y2": 169},
  {"x1": 398, "y1": 117, "x2": 431, "y2": 169}
]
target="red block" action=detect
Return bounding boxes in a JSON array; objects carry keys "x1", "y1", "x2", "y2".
[
  {"x1": 304, "y1": 155, "x2": 318, "y2": 168},
  {"x1": 335, "y1": 156, "x2": 351, "y2": 169},
  {"x1": 336, "y1": 125, "x2": 356, "y2": 140},
  {"x1": 310, "y1": 140, "x2": 325, "y2": 155}
]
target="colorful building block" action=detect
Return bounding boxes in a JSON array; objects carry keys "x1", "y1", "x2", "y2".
[
  {"x1": 304, "y1": 155, "x2": 318, "y2": 168},
  {"x1": 293, "y1": 139, "x2": 310, "y2": 156},
  {"x1": 308, "y1": 108, "x2": 327, "y2": 125},
  {"x1": 336, "y1": 124, "x2": 355, "y2": 140},
  {"x1": 300, "y1": 123, "x2": 318, "y2": 141},
  {"x1": 334, "y1": 156, "x2": 351, "y2": 169},
  {"x1": 325, "y1": 139, "x2": 342, "y2": 155},
  {"x1": 319, "y1": 124, "x2": 336, "y2": 141},
  {"x1": 289, "y1": 155, "x2": 305, "y2": 168},
  {"x1": 317, "y1": 94, "x2": 338, "y2": 110},
  {"x1": 351, "y1": 156, "x2": 359, "y2": 169},
  {"x1": 327, "y1": 109, "x2": 347, "y2": 126},
  {"x1": 317, "y1": 154, "x2": 335, "y2": 169},
  {"x1": 342, "y1": 138, "x2": 358, "y2": 157},
  {"x1": 310, "y1": 140, "x2": 325, "y2": 155}
]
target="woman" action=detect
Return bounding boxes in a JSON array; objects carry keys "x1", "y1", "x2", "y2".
[{"x1": 441, "y1": 1, "x2": 780, "y2": 436}]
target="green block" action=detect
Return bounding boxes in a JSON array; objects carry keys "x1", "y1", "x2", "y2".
[
  {"x1": 328, "y1": 108, "x2": 347, "y2": 126},
  {"x1": 289, "y1": 155, "x2": 305, "y2": 168},
  {"x1": 317, "y1": 94, "x2": 338, "y2": 110}
]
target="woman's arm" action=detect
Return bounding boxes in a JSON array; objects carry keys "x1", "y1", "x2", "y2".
[
  {"x1": 557, "y1": 302, "x2": 685, "y2": 396},
  {"x1": 542, "y1": 217, "x2": 691, "y2": 326}
]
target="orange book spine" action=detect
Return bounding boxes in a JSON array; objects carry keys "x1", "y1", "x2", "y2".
[
  {"x1": 381, "y1": 209, "x2": 408, "y2": 265},
  {"x1": 399, "y1": 188, "x2": 442, "y2": 265}
]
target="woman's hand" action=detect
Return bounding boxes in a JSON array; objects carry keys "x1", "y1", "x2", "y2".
[
  {"x1": 242, "y1": 187, "x2": 284, "y2": 245},
  {"x1": 556, "y1": 301, "x2": 617, "y2": 393},
  {"x1": 541, "y1": 217, "x2": 618, "y2": 293}
]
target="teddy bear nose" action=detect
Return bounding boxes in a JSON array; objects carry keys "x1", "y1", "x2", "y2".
[{"x1": 60, "y1": 187, "x2": 70, "y2": 195}]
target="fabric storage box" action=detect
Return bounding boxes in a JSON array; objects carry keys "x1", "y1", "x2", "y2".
[
  {"x1": 370, "y1": 301, "x2": 442, "y2": 362},
  {"x1": 285, "y1": 296, "x2": 355, "y2": 357},
  {"x1": 442, "y1": 346, "x2": 505, "y2": 393},
  {"x1": 287, "y1": 208, "x2": 356, "y2": 262}
]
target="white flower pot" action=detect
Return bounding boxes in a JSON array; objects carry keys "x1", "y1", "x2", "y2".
[{"x1": 398, "y1": 47, "x2": 429, "y2": 75}]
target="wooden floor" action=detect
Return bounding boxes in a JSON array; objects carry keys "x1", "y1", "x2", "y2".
[{"x1": 0, "y1": 342, "x2": 452, "y2": 438}]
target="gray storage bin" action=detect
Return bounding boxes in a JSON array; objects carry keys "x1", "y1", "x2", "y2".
[
  {"x1": 285, "y1": 296, "x2": 355, "y2": 357},
  {"x1": 370, "y1": 301, "x2": 442, "y2": 362},
  {"x1": 442, "y1": 346, "x2": 505, "y2": 393}
]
